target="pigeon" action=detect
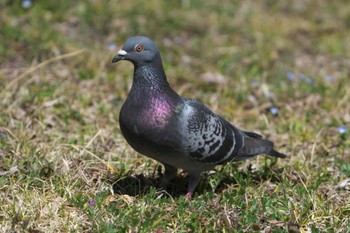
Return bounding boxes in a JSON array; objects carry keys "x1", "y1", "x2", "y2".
[{"x1": 112, "y1": 36, "x2": 286, "y2": 199}]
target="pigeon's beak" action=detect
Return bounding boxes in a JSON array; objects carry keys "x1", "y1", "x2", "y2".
[{"x1": 112, "y1": 49, "x2": 128, "y2": 63}]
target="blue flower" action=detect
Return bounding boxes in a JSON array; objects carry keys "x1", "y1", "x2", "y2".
[
  {"x1": 324, "y1": 75, "x2": 334, "y2": 83},
  {"x1": 108, "y1": 43, "x2": 117, "y2": 51},
  {"x1": 299, "y1": 73, "x2": 313, "y2": 84},
  {"x1": 286, "y1": 71, "x2": 295, "y2": 81},
  {"x1": 22, "y1": 0, "x2": 32, "y2": 9},
  {"x1": 251, "y1": 80, "x2": 259, "y2": 88},
  {"x1": 338, "y1": 126, "x2": 347, "y2": 134},
  {"x1": 270, "y1": 106, "x2": 279, "y2": 116},
  {"x1": 0, "y1": 131, "x2": 7, "y2": 140},
  {"x1": 264, "y1": 90, "x2": 273, "y2": 99}
]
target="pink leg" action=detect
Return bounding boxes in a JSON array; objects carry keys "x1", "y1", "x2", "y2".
[
  {"x1": 185, "y1": 173, "x2": 201, "y2": 201},
  {"x1": 159, "y1": 164, "x2": 177, "y2": 189},
  {"x1": 185, "y1": 192, "x2": 193, "y2": 202}
]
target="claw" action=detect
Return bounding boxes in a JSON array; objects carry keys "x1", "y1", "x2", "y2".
[{"x1": 185, "y1": 192, "x2": 193, "y2": 202}]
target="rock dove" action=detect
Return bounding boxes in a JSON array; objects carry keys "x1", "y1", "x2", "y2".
[{"x1": 112, "y1": 36, "x2": 286, "y2": 199}]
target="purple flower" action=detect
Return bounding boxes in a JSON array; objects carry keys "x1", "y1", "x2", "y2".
[
  {"x1": 22, "y1": 0, "x2": 32, "y2": 8},
  {"x1": 338, "y1": 126, "x2": 347, "y2": 134},
  {"x1": 299, "y1": 73, "x2": 313, "y2": 84},
  {"x1": 286, "y1": 71, "x2": 295, "y2": 81},
  {"x1": 89, "y1": 200, "x2": 95, "y2": 206},
  {"x1": 251, "y1": 80, "x2": 259, "y2": 88},
  {"x1": 250, "y1": 80, "x2": 260, "y2": 88},
  {"x1": 325, "y1": 75, "x2": 334, "y2": 83},
  {"x1": 264, "y1": 90, "x2": 273, "y2": 99},
  {"x1": 270, "y1": 106, "x2": 279, "y2": 116},
  {"x1": 0, "y1": 131, "x2": 8, "y2": 140}
]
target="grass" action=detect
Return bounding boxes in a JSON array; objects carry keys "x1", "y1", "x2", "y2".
[{"x1": 0, "y1": 0, "x2": 350, "y2": 232}]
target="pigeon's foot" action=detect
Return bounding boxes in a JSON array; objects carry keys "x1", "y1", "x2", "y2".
[
  {"x1": 156, "y1": 185, "x2": 166, "y2": 193},
  {"x1": 159, "y1": 164, "x2": 177, "y2": 189},
  {"x1": 158, "y1": 180, "x2": 168, "y2": 190},
  {"x1": 185, "y1": 192, "x2": 193, "y2": 202}
]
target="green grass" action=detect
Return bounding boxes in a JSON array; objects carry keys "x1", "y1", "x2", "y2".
[{"x1": 1, "y1": 0, "x2": 350, "y2": 232}]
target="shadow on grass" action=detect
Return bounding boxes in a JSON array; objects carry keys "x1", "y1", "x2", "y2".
[
  {"x1": 110, "y1": 166, "x2": 285, "y2": 198},
  {"x1": 111, "y1": 174, "x2": 188, "y2": 198}
]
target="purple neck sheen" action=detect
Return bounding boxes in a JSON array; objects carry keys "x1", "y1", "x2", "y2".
[{"x1": 141, "y1": 97, "x2": 172, "y2": 128}]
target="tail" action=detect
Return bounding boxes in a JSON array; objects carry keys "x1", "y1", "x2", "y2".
[
  {"x1": 234, "y1": 131, "x2": 286, "y2": 161},
  {"x1": 267, "y1": 148, "x2": 287, "y2": 158}
]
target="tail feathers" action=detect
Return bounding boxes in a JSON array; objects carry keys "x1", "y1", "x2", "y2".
[
  {"x1": 243, "y1": 131, "x2": 263, "y2": 139},
  {"x1": 235, "y1": 135, "x2": 286, "y2": 161},
  {"x1": 267, "y1": 149, "x2": 287, "y2": 158}
]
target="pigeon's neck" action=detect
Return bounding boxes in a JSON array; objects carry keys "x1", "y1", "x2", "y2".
[
  {"x1": 132, "y1": 53, "x2": 170, "y2": 89},
  {"x1": 121, "y1": 54, "x2": 182, "y2": 131}
]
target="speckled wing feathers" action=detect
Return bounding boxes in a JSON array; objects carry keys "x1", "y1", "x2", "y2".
[{"x1": 180, "y1": 99, "x2": 244, "y2": 164}]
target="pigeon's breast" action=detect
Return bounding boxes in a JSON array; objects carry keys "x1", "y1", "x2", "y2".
[
  {"x1": 140, "y1": 97, "x2": 173, "y2": 129},
  {"x1": 119, "y1": 93, "x2": 179, "y2": 138},
  {"x1": 119, "y1": 94, "x2": 184, "y2": 160}
]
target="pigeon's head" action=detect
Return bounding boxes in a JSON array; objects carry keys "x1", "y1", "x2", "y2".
[{"x1": 112, "y1": 36, "x2": 159, "y2": 66}]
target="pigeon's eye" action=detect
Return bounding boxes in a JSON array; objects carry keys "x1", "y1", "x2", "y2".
[{"x1": 135, "y1": 44, "x2": 143, "y2": 52}]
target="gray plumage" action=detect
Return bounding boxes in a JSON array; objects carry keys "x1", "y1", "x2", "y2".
[{"x1": 112, "y1": 36, "x2": 286, "y2": 199}]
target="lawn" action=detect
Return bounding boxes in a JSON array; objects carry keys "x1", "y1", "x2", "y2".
[{"x1": 0, "y1": 0, "x2": 349, "y2": 232}]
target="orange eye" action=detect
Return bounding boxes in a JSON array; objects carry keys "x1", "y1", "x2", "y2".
[{"x1": 135, "y1": 44, "x2": 143, "y2": 52}]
